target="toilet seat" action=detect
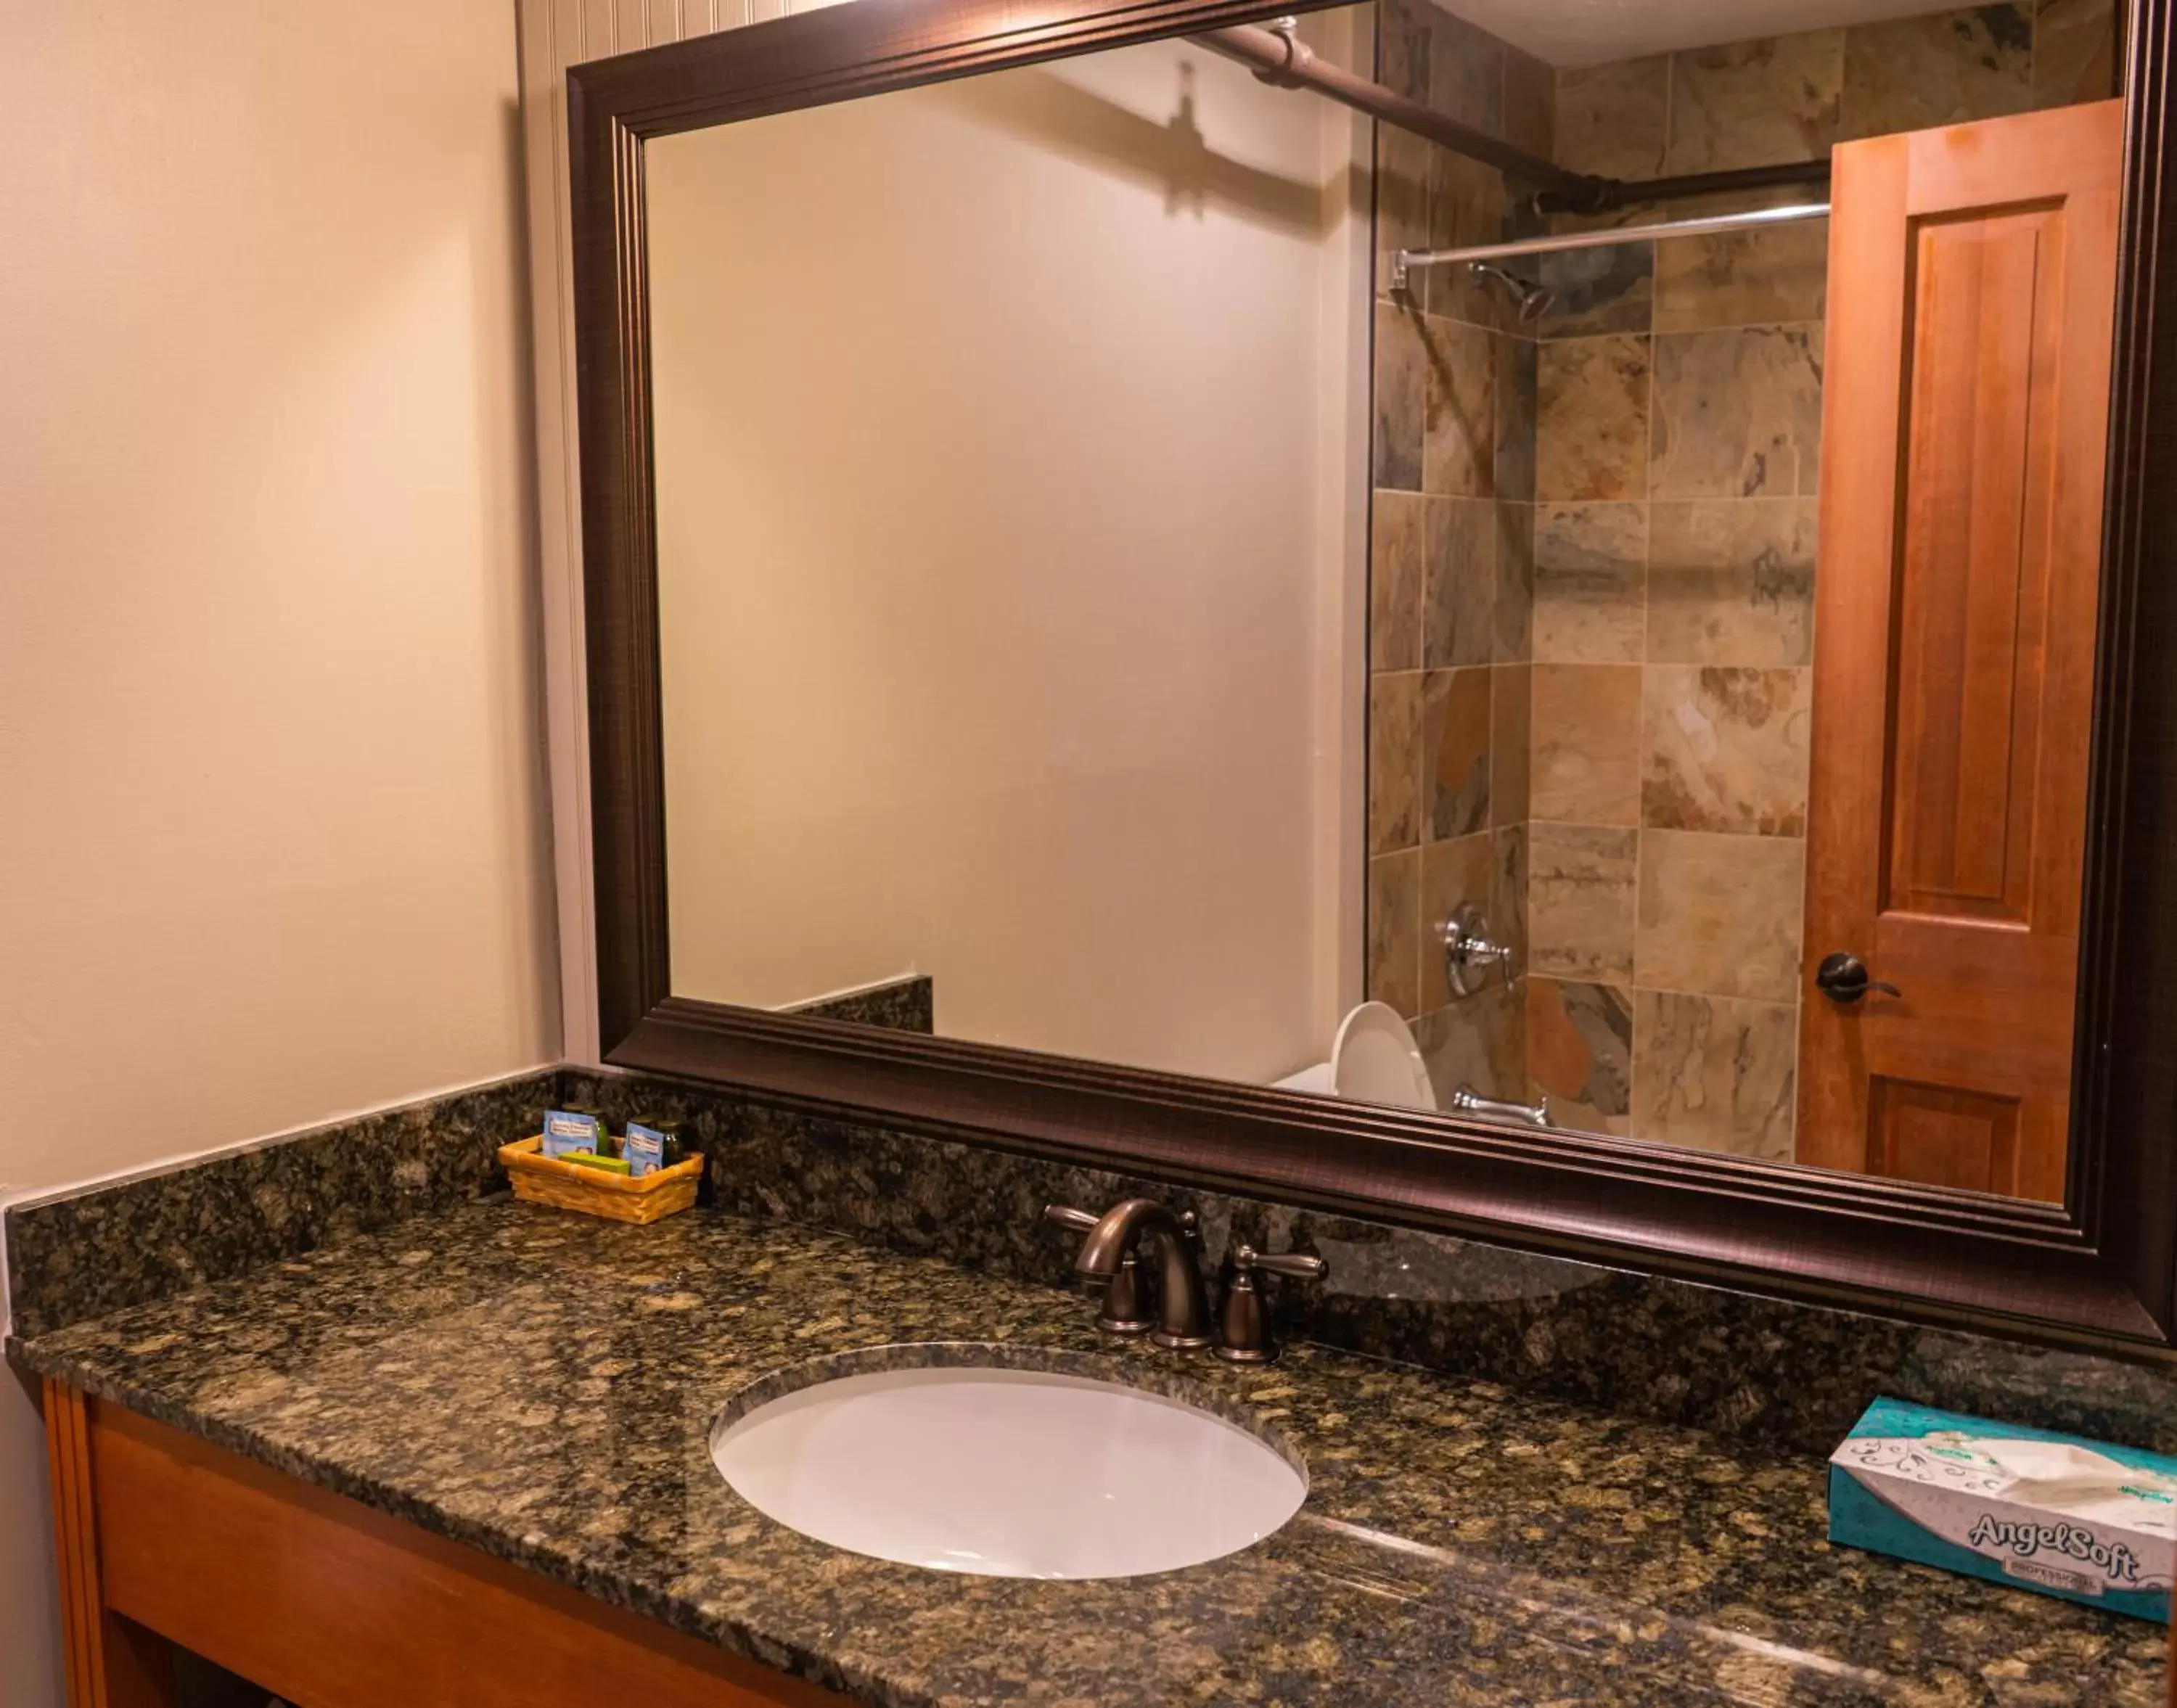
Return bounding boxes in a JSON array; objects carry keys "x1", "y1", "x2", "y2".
[{"x1": 1329, "y1": 1001, "x2": 1437, "y2": 1111}]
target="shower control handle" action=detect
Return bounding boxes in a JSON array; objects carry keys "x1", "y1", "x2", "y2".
[{"x1": 1438, "y1": 906, "x2": 1514, "y2": 997}]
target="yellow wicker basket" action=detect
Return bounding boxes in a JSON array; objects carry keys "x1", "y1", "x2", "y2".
[{"x1": 498, "y1": 1136, "x2": 703, "y2": 1225}]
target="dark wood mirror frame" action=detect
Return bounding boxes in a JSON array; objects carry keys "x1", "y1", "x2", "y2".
[{"x1": 570, "y1": 0, "x2": 2177, "y2": 1355}]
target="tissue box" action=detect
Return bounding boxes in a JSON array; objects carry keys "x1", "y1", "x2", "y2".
[{"x1": 1829, "y1": 1398, "x2": 2176, "y2": 1621}]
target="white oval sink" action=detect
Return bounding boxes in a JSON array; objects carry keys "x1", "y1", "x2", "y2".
[{"x1": 710, "y1": 1363, "x2": 1305, "y2": 1579}]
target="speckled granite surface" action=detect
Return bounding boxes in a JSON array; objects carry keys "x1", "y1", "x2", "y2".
[
  {"x1": 784, "y1": 975, "x2": 934, "y2": 1034},
  {"x1": 10, "y1": 1198, "x2": 2166, "y2": 1706}
]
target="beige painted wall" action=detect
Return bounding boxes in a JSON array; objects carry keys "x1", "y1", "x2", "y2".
[
  {"x1": 0, "y1": 1, "x2": 554, "y2": 1699},
  {"x1": 647, "y1": 25, "x2": 1372, "y2": 1084}
]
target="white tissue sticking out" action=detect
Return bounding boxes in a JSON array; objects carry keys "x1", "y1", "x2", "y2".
[
  {"x1": 1979, "y1": 1438, "x2": 2177, "y2": 1512},
  {"x1": 1872, "y1": 1431, "x2": 2177, "y2": 1533}
]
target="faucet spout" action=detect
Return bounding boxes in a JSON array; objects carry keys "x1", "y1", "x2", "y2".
[
  {"x1": 1070, "y1": 1198, "x2": 1174, "y2": 1278},
  {"x1": 1071, "y1": 1199, "x2": 1213, "y2": 1349}
]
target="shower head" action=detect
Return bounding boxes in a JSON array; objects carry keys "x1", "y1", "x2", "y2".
[{"x1": 1467, "y1": 261, "x2": 1553, "y2": 325}]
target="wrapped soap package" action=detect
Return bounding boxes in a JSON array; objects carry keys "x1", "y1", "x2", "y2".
[{"x1": 1829, "y1": 1397, "x2": 2176, "y2": 1621}]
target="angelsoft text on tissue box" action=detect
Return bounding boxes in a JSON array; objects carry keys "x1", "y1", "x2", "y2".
[{"x1": 1829, "y1": 1397, "x2": 2177, "y2": 1621}]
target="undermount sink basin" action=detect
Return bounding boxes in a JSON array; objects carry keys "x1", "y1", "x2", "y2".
[{"x1": 710, "y1": 1362, "x2": 1306, "y2": 1580}]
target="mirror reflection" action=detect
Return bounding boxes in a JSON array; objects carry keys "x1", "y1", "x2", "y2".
[{"x1": 646, "y1": 0, "x2": 2123, "y2": 1203}]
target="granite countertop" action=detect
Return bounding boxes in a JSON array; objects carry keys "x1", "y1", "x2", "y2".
[{"x1": 9, "y1": 1199, "x2": 2166, "y2": 1705}]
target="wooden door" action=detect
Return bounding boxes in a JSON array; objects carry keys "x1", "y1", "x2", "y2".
[{"x1": 1797, "y1": 99, "x2": 2123, "y2": 1202}]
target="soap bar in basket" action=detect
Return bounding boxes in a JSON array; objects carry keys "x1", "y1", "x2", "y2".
[{"x1": 499, "y1": 1136, "x2": 701, "y2": 1226}]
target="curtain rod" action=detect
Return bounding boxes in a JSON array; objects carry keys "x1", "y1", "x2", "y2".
[
  {"x1": 1195, "y1": 20, "x2": 1832, "y2": 216},
  {"x1": 1193, "y1": 22, "x2": 1586, "y2": 193},
  {"x1": 1390, "y1": 201, "x2": 1832, "y2": 292}
]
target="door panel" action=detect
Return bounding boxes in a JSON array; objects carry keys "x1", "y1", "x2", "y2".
[
  {"x1": 1871, "y1": 1079, "x2": 2023, "y2": 1195},
  {"x1": 1798, "y1": 100, "x2": 2122, "y2": 1203},
  {"x1": 1887, "y1": 203, "x2": 2061, "y2": 924}
]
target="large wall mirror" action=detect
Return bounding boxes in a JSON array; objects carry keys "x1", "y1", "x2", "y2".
[
  {"x1": 571, "y1": 0, "x2": 2177, "y2": 1347},
  {"x1": 648, "y1": 14, "x2": 1374, "y2": 1090}
]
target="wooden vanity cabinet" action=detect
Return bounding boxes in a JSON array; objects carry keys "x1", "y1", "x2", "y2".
[{"x1": 43, "y1": 1381, "x2": 850, "y2": 1708}]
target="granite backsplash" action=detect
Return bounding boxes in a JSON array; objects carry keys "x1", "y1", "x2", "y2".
[
  {"x1": 10, "y1": 1061, "x2": 2176, "y2": 1461},
  {"x1": 783, "y1": 974, "x2": 935, "y2": 1034},
  {"x1": 2, "y1": 1067, "x2": 558, "y2": 1342}
]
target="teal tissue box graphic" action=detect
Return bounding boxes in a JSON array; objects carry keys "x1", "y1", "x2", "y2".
[{"x1": 1829, "y1": 1397, "x2": 2176, "y2": 1622}]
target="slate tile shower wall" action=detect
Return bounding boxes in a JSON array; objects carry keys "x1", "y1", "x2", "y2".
[
  {"x1": 1518, "y1": 0, "x2": 2118, "y2": 1155},
  {"x1": 1366, "y1": 0, "x2": 1553, "y2": 1109},
  {"x1": 1366, "y1": 0, "x2": 2118, "y2": 1146}
]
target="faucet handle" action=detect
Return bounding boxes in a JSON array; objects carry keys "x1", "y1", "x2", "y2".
[
  {"x1": 1215, "y1": 1244, "x2": 1327, "y2": 1366},
  {"x1": 1247, "y1": 1248, "x2": 1327, "y2": 1282},
  {"x1": 1091, "y1": 1252, "x2": 1152, "y2": 1335},
  {"x1": 1044, "y1": 1205, "x2": 1153, "y2": 1334}
]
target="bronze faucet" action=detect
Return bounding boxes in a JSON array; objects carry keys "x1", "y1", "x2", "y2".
[{"x1": 1044, "y1": 1199, "x2": 1213, "y2": 1349}]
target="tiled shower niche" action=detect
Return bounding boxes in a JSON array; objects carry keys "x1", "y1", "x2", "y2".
[{"x1": 1365, "y1": 0, "x2": 2120, "y2": 1159}]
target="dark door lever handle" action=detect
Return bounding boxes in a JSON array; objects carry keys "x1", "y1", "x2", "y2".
[{"x1": 1815, "y1": 952, "x2": 1901, "y2": 1004}]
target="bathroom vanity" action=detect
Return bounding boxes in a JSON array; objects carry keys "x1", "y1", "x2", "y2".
[
  {"x1": 18, "y1": 1190, "x2": 2168, "y2": 1706},
  {"x1": 20, "y1": 0, "x2": 2177, "y2": 1697}
]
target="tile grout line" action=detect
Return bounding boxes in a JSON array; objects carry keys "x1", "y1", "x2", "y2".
[{"x1": 1630, "y1": 81, "x2": 1666, "y2": 1135}]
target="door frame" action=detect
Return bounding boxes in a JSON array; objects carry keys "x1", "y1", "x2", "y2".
[{"x1": 568, "y1": 0, "x2": 2177, "y2": 1354}]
